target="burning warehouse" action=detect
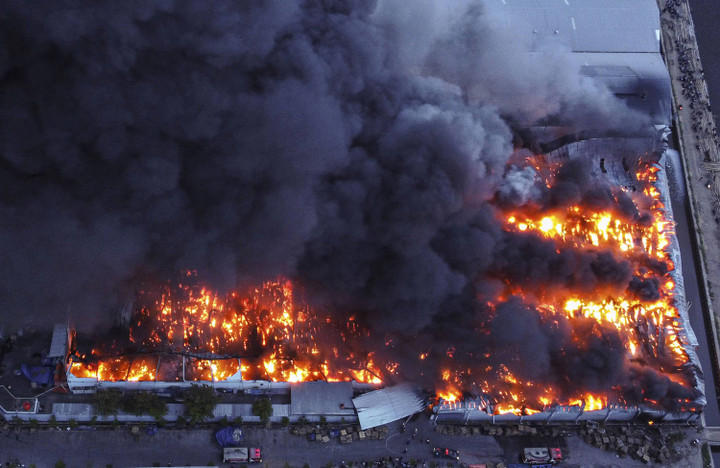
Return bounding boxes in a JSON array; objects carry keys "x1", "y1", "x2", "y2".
[
  {"x1": 434, "y1": 133, "x2": 705, "y2": 423},
  {"x1": 64, "y1": 128, "x2": 705, "y2": 422},
  {"x1": 0, "y1": 0, "x2": 705, "y2": 425},
  {"x1": 429, "y1": 0, "x2": 705, "y2": 423}
]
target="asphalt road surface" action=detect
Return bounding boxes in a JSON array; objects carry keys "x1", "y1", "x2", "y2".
[
  {"x1": 667, "y1": 153, "x2": 720, "y2": 421},
  {"x1": 0, "y1": 418, "x2": 703, "y2": 468},
  {"x1": 666, "y1": 1, "x2": 720, "y2": 465},
  {"x1": 688, "y1": 0, "x2": 720, "y2": 126}
]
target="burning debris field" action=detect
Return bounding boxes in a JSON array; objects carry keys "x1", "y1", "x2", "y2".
[
  {"x1": 431, "y1": 136, "x2": 705, "y2": 422},
  {"x1": 0, "y1": 0, "x2": 705, "y2": 424},
  {"x1": 67, "y1": 134, "x2": 705, "y2": 421},
  {"x1": 69, "y1": 278, "x2": 385, "y2": 385}
]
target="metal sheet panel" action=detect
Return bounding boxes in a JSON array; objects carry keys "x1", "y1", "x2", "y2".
[
  {"x1": 496, "y1": 0, "x2": 661, "y2": 53},
  {"x1": 290, "y1": 381, "x2": 355, "y2": 416},
  {"x1": 48, "y1": 324, "x2": 68, "y2": 358},
  {"x1": 352, "y1": 383, "x2": 425, "y2": 430}
]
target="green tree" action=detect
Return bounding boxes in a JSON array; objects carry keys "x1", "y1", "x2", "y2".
[
  {"x1": 252, "y1": 397, "x2": 273, "y2": 424},
  {"x1": 183, "y1": 385, "x2": 219, "y2": 424},
  {"x1": 122, "y1": 392, "x2": 167, "y2": 419},
  {"x1": 55, "y1": 461, "x2": 66, "y2": 468},
  {"x1": 94, "y1": 389, "x2": 123, "y2": 416},
  {"x1": 281, "y1": 416, "x2": 289, "y2": 426}
]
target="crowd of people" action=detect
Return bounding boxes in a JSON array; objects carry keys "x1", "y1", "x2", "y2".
[
  {"x1": 661, "y1": 0, "x2": 720, "y2": 223},
  {"x1": 663, "y1": 0, "x2": 719, "y2": 150}
]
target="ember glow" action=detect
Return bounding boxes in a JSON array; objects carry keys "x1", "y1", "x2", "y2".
[
  {"x1": 70, "y1": 278, "x2": 383, "y2": 384},
  {"x1": 69, "y1": 155, "x2": 696, "y2": 416},
  {"x1": 436, "y1": 158, "x2": 694, "y2": 414},
  {"x1": 504, "y1": 165, "x2": 686, "y2": 366}
]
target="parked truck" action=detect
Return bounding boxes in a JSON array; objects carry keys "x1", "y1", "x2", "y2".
[
  {"x1": 521, "y1": 447, "x2": 562, "y2": 465},
  {"x1": 223, "y1": 447, "x2": 263, "y2": 464}
]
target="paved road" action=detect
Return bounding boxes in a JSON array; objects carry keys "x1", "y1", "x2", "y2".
[
  {"x1": 0, "y1": 420, "x2": 499, "y2": 468},
  {"x1": 659, "y1": 1, "x2": 720, "y2": 466},
  {"x1": 0, "y1": 418, "x2": 699, "y2": 468},
  {"x1": 688, "y1": 0, "x2": 720, "y2": 126},
  {"x1": 659, "y1": 0, "x2": 720, "y2": 356},
  {"x1": 704, "y1": 426, "x2": 720, "y2": 445},
  {"x1": 668, "y1": 155, "x2": 720, "y2": 424}
]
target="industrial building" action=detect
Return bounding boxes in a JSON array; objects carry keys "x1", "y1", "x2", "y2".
[
  {"x1": 432, "y1": 0, "x2": 704, "y2": 424},
  {"x1": 0, "y1": 0, "x2": 700, "y2": 428},
  {"x1": 433, "y1": 135, "x2": 704, "y2": 424},
  {"x1": 492, "y1": 0, "x2": 672, "y2": 125}
]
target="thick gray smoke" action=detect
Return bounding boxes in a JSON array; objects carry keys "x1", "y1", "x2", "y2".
[
  {"x1": 0, "y1": 1, "x2": 693, "y2": 405},
  {"x1": 0, "y1": 0, "x2": 626, "y2": 329}
]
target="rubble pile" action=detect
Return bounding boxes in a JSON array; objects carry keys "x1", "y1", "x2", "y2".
[
  {"x1": 290, "y1": 423, "x2": 389, "y2": 444},
  {"x1": 578, "y1": 422, "x2": 693, "y2": 464},
  {"x1": 435, "y1": 421, "x2": 696, "y2": 464}
]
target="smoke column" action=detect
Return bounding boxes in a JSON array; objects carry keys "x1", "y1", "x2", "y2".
[{"x1": 0, "y1": 0, "x2": 692, "y2": 405}]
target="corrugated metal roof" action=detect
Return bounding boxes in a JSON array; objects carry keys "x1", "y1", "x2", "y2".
[
  {"x1": 572, "y1": 52, "x2": 672, "y2": 124},
  {"x1": 492, "y1": 0, "x2": 660, "y2": 53},
  {"x1": 352, "y1": 384, "x2": 425, "y2": 430},
  {"x1": 485, "y1": 0, "x2": 671, "y2": 124},
  {"x1": 290, "y1": 381, "x2": 355, "y2": 416},
  {"x1": 48, "y1": 324, "x2": 68, "y2": 358}
]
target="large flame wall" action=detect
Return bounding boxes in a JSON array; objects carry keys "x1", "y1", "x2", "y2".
[
  {"x1": 435, "y1": 138, "x2": 703, "y2": 420},
  {"x1": 68, "y1": 139, "x2": 703, "y2": 420}
]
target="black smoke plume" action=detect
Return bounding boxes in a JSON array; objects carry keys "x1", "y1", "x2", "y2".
[{"x1": 0, "y1": 1, "x2": 695, "y2": 406}]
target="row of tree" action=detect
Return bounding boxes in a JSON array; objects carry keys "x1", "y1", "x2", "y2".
[
  {"x1": 94, "y1": 385, "x2": 275, "y2": 424},
  {"x1": 94, "y1": 384, "x2": 220, "y2": 423}
]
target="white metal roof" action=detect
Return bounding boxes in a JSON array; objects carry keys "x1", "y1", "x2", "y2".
[
  {"x1": 352, "y1": 383, "x2": 425, "y2": 430},
  {"x1": 290, "y1": 381, "x2": 355, "y2": 416},
  {"x1": 492, "y1": 0, "x2": 661, "y2": 53},
  {"x1": 488, "y1": 0, "x2": 671, "y2": 124},
  {"x1": 48, "y1": 324, "x2": 68, "y2": 358}
]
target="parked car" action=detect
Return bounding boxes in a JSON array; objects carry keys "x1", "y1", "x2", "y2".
[{"x1": 433, "y1": 447, "x2": 460, "y2": 461}]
